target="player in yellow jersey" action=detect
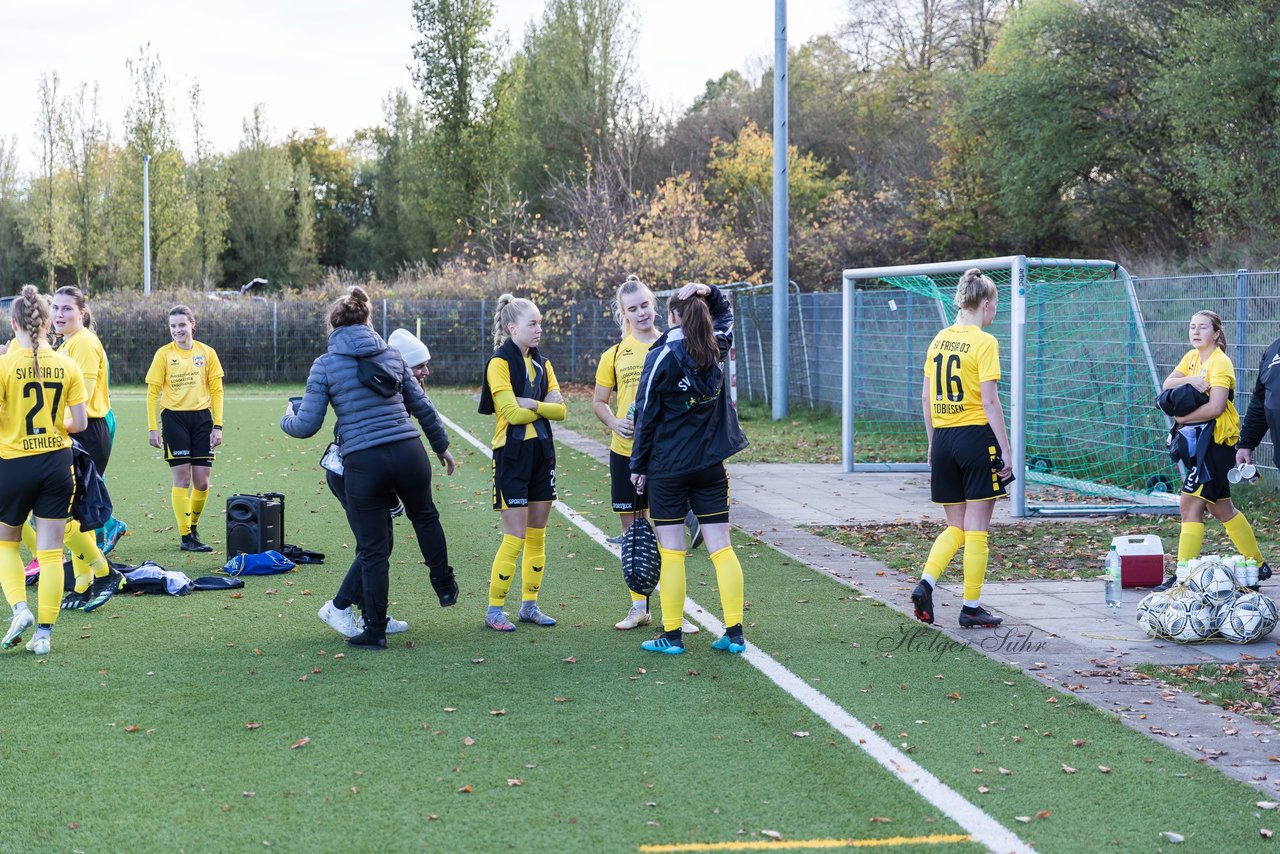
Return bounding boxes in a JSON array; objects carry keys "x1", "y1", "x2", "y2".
[
  {"x1": 911, "y1": 269, "x2": 1012, "y2": 629},
  {"x1": 593, "y1": 274, "x2": 701, "y2": 634},
  {"x1": 0, "y1": 286, "x2": 88, "y2": 656},
  {"x1": 478, "y1": 294, "x2": 566, "y2": 631},
  {"x1": 50, "y1": 286, "x2": 123, "y2": 610},
  {"x1": 1153, "y1": 310, "x2": 1268, "y2": 590},
  {"x1": 144, "y1": 305, "x2": 225, "y2": 552}
]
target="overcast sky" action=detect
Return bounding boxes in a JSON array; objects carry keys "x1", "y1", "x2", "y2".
[{"x1": 0, "y1": 0, "x2": 848, "y2": 172}]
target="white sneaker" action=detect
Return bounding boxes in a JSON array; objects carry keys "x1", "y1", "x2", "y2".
[
  {"x1": 615, "y1": 606, "x2": 652, "y2": 630},
  {"x1": 26, "y1": 635, "x2": 50, "y2": 655},
  {"x1": 386, "y1": 615, "x2": 409, "y2": 634},
  {"x1": 681, "y1": 619, "x2": 700, "y2": 635},
  {"x1": 2, "y1": 608, "x2": 34, "y2": 650},
  {"x1": 318, "y1": 601, "x2": 361, "y2": 638}
]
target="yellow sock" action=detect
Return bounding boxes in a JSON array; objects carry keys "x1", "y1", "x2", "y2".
[
  {"x1": 1177, "y1": 521, "x2": 1205, "y2": 562},
  {"x1": 488, "y1": 534, "x2": 524, "y2": 607},
  {"x1": 1223, "y1": 513, "x2": 1263, "y2": 564},
  {"x1": 20, "y1": 520, "x2": 36, "y2": 560},
  {"x1": 0, "y1": 541, "x2": 26, "y2": 609},
  {"x1": 36, "y1": 548, "x2": 64, "y2": 625},
  {"x1": 658, "y1": 546, "x2": 686, "y2": 632},
  {"x1": 521, "y1": 527, "x2": 547, "y2": 601},
  {"x1": 923, "y1": 525, "x2": 965, "y2": 584},
  {"x1": 962, "y1": 531, "x2": 989, "y2": 603},
  {"x1": 629, "y1": 590, "x2": 646, "y2": 603},
  {"x1": 65, "y1": 520, "x2": 108, "y2": 584},
  {"x1": 171, "y1": 487, "x2": 192, "y2": 536},
  {"x1": 190, "y1": 488, "x2": 209, "y2": 527},
  {"x1": 709, "y1": 545, "x2": 745, "y2": 628}
]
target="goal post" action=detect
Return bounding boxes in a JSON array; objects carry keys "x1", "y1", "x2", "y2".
[{"x1": 841, "y1": 256, "x2": 1180, "y2": 517}]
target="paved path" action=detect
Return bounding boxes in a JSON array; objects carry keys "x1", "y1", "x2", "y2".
[{"x1": 557, "y1": 428, "x2": 1280, "y2": 799}]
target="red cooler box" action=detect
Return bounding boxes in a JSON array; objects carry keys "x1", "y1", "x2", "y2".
[{"x1": 1112, "y1": 534, "x2": 1165, "y2": 588}]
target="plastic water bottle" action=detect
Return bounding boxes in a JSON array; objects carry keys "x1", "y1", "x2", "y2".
[
  {"x1": 1104, "y1": 545, "x2": 1122, "y2": 609},
  {"x1": 1245, "y1": 559, "x2": 1259, "y2": 588}
]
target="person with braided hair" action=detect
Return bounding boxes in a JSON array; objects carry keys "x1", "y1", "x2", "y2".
[{"x1": 0, "y1": 285, "x2": 88, "y2": 656}]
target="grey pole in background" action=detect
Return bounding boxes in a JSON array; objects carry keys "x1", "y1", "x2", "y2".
[
  {"x1": 772, "y1": 0, "x2": 789, "y2": 419},
  {"x1": 142, "y1": 154, "x2": 152, "y2": 295}
]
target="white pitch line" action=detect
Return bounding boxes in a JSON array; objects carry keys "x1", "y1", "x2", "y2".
[{"x1": 438, "y1": 412, "x2": 1032, "y2": 854}]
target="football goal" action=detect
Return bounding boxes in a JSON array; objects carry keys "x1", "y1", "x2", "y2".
[{"x1": 841, "y1": 256, "x2": 1181, "y2": 517}]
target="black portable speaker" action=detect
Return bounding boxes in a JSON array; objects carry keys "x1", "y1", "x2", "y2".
[{"x1": 225, "y1": 492, "x2": 284, "y2": 556}]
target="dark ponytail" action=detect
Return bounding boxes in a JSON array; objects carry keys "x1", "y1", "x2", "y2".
[{"x1": 669, "y1": 293, "x2": 718, "y2": 374}]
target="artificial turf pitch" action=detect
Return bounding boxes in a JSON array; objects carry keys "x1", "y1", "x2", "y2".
[{"x1": 0, "y1": 387, "x2": 1268, "y2": 852}]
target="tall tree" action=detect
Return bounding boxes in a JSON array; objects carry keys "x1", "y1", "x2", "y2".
[
  {"x1": 61, "y1": 81, "x2": 109, "y2": 288},
  {"x1": 286, "y1": 127, "x2": 362, "y2": 269},
  {"x1": 222, "y1": 105, "x2": 318, "y2": 287},
  {"x1": 187, "y1": 83, "x2": 229, "y2": 287},
  {"x1": 107, "y1": 46, "x2": 196, "y2": 288},
  {"x1": 410, "y1": 0, "x2": 510, "y2": 244},
  {"x1": 509, "y1": 0, "x2": 638, "y2": 203},
  {"x1": 26, "y1": 72, "x2": 69, "y2": 288},
  {"x1": 0, "y1": 137, "x2": 40, "y2": 288}
]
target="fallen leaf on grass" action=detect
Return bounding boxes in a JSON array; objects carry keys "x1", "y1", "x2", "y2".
[
  {"x1": 998, "y1": 767, "x2": 1011, "y2": 776},
  {"x1": 1036, "y1": 810, "x2": 1052, "y2": 819},
  {"x1": 123, "y1": 725, "x2": 141, "y2": 733},
  {"x1": 490, "y1": 709, "x2": 507, "y2": 716},
  {"x1": 443, "y1": 707, "x2": 457, "y2": 713},
  {"x1": 1061, "y1": 765, "x2": 1077, "y2": 774},
  {"x1": 868, "y1": 817, "x2": 892, "y2": 823},
  {"x1": 562, "y1": 656, "x2": 577, "y2": 664},
  {"x1": 791, "y1": 731, "x2": 809, "y2": 738},
  {"x1": 978, "y1": 785, "x2": 991, "y2": 794},
  {"x1": 553, "y1": 697, "x2": 570, "y2": 703},
  {"x1": 290, "y1": 737, "x2": 310, "y2": 749},
  {"x1": 458, "y1": 785, "x2": 472, "y2": 794},
  {"x1": 1160, "y1": 831, "x2": 1184, "y2": 843},
  {"x1": 245, "y1": 722, "x2": 262, "y2": 730},
  {"x1": 1015, "y1": 816, "x2": 1032, "y2": 824},
  {"x1": 946, "y1": 692, "x2": 961, "y2": 701},
  {"x1": 1257, "y1": 801, "x2": 1279, "y2": 810},
  {"x1": 506, "y1": 779, "x2": 522, "y2": 787},
  {"x1": 760, "y1": 830, "x2": 782, "y2": 840},
  {"x1": 1072, "y1": 739, "x2": 1086, "y2": 747},
  {"x1": 1261, "y1": 828, "x2": 1274, "y2": 839},
  {"x1": 464, "y1": 737, "x2": 475, "y2": 746},
  {"x1": 1098, "y1": 766, "x2": 1112, "y2": 774}
]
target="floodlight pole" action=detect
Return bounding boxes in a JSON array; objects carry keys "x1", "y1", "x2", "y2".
[
  {"x1": 142, "y1": 154, "x2": 152, "y2": 295},
  {"x1": 771, "y1": 0, "x2": 789, "y2": 419}
]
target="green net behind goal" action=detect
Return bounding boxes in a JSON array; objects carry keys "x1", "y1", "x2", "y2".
[{"x1": 846, "y1": 259, "x2": 1180, "y2": 512}]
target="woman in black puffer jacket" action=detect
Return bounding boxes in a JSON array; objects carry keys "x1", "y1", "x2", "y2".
[{"x1": 281, "y1": 287, "x2": 458, "y2": 649}]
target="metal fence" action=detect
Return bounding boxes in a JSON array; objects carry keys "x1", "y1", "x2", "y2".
[{"x1": 5, "y1": 271, "x2": 1278, "y2": 479}]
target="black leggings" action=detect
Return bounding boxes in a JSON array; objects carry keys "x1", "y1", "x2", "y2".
[{"x1": 333, "y1": 438, "x2": 450, "y2": 632}]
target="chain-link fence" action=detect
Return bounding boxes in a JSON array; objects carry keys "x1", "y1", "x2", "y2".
[{"x1": 4, "y1": 271, "x2": 1278, "y2": 483}]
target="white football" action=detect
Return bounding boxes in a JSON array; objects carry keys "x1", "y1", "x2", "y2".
[{"x1": 1186, "y1": 561, "x2": 1239, "y2": 606}]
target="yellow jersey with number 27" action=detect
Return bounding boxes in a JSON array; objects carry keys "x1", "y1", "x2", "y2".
[{"x1": 0, "y1": 344, "x2": 87, "y2": 459}]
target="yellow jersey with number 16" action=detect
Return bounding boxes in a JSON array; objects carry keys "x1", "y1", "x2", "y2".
[
  {"x1": 922, "y1": 324, "x2": 1000, "y2": 429},
  {"x1": 0, "y1": 344, "x2": 87, "y2": 459}
]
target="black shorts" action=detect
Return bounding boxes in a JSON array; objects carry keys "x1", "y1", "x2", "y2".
[
  {"x1": 930, "y1": 424, "x2": 1007, "y2": 504},
  {"x1": 0, "y1": 449, "x2": 75, "y2": 527},
  {"x1": 492, "y1": 440, "x2": 556, "y2": 510},
  {"x1": 610, "y1": 451, "x2": 638, "y2": 513},
  {"x1": 74, "y1": 417, "x2": 112, "y2": 475},
  {"x1": 162, "y1": 409, "x2": 214, "y2": 467},
  {"x1": 648, "y1": 462, "x2": 730, "y2": 527},
  {"x1": 1183, "y1": 440, "x2": 1236, "y2": 503}
]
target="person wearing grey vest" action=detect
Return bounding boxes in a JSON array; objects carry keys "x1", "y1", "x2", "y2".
[{"x1": 281, "y1": 287, "x2": 457, "y2": 649}]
